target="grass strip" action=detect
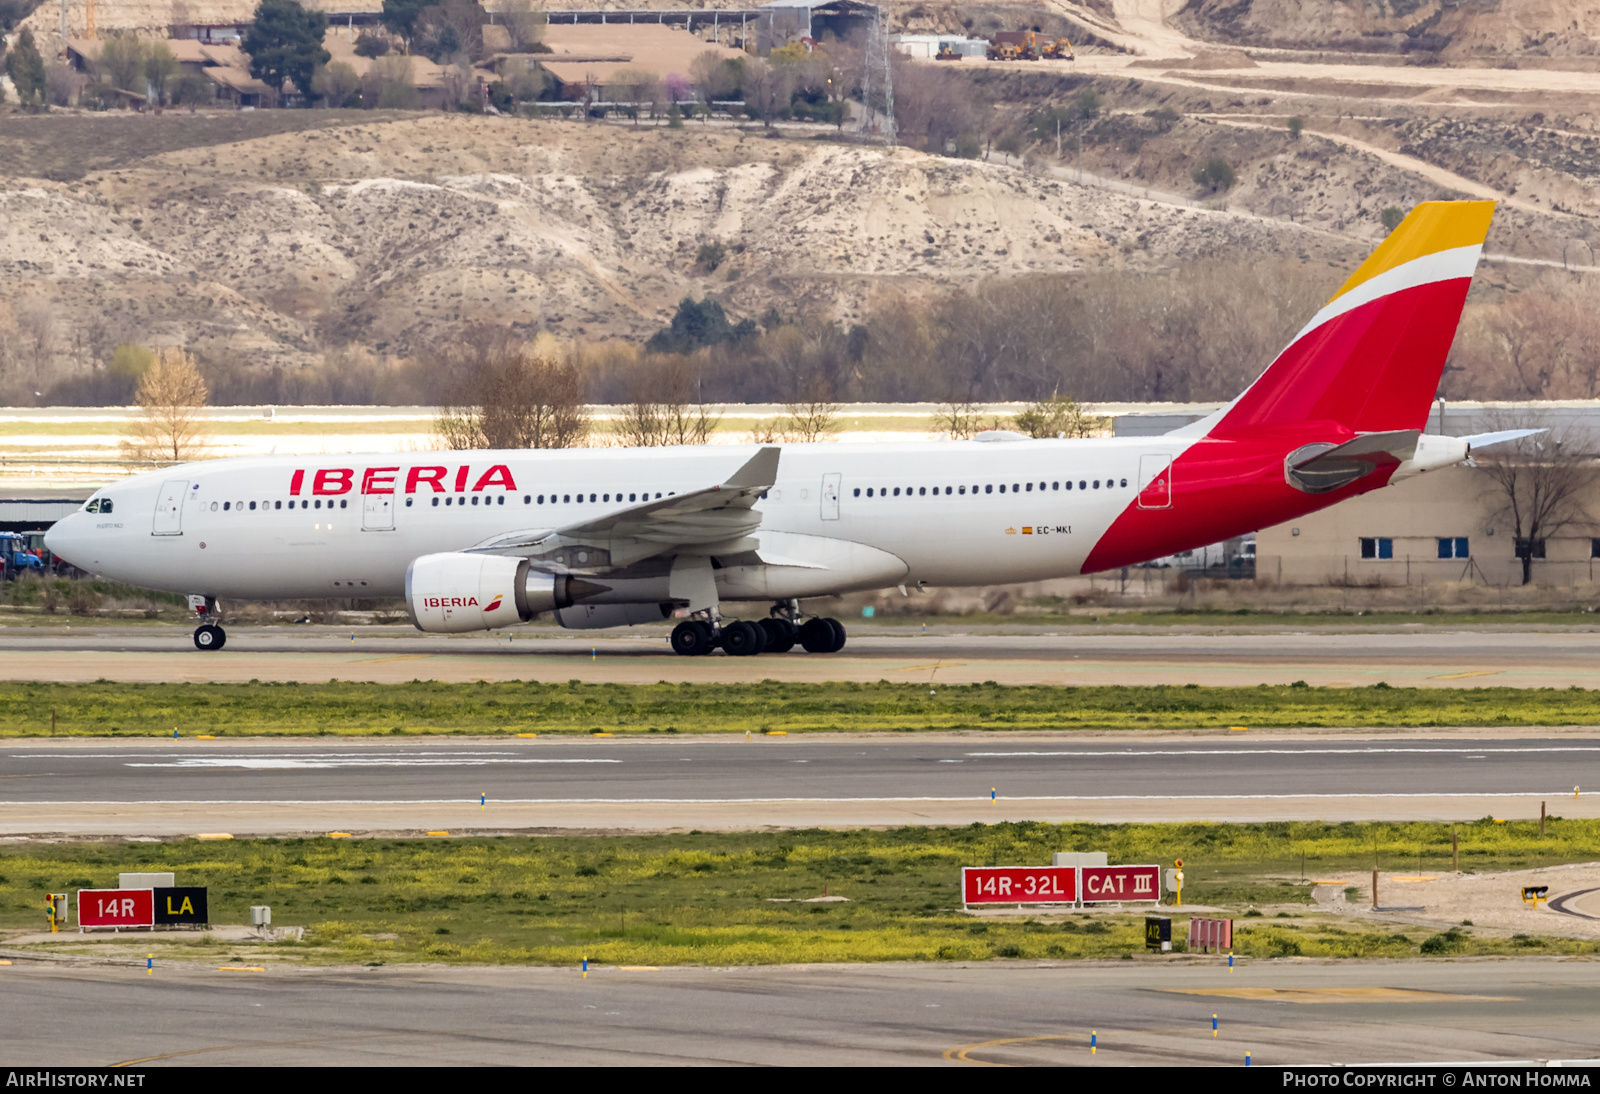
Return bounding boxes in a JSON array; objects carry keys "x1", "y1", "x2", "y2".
[
  {"x1": 3, "y1": 821, "x2": 1596, "y2": 966},
  {"x1": 5, "y1": 680, "x2": 1600, "y2": 737}
]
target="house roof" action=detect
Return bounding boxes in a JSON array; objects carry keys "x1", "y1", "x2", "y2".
[
  {"x1": 538, "y1": 23, "x2": 746, "y2": 84},
  {"x1": 202, "y1": 66, "x2": 275, "y2": 96}
]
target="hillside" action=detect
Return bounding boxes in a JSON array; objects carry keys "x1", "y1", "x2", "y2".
[
  {"x1": 0, "y1": 110, "x2": 1359, "y2": 385},
  {"x1": 1172, "y1": 0, "x2": 1600, "y2": 61}
]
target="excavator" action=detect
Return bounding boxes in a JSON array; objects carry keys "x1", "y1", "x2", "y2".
[{"x1": 1041, "y1": 36, "x2": 1074, "y2": 61}]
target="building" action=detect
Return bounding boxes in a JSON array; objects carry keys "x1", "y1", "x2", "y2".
[
  {"x1": 536, "y1": 23, "x2": 748, "y2": 103},
  {"x1": 889, "y1": 34, "x2": 987, "y2": 60}
]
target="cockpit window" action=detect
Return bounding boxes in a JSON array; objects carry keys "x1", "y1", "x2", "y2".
[
  {"x1": 84, "y1": 498, "x2": 110, "y2": 514},
  {"x1": 100, "y1": 499, "x2": 113, "y2": 514}
]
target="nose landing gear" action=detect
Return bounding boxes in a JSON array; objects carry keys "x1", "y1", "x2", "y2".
[{"x1": 189, "y1": 594, "x2": 226, "y2": 651}]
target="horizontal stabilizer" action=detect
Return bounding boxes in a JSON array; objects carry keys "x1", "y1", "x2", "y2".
[
  {"x1": 1459, "y1": 428, "x2": 1546, "y2": 453},
  {"x1": 1285, "y1": 429, "x2": 1419, "y2": 494}
]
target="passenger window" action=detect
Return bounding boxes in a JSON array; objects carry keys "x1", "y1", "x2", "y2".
[
  {"x1": 432, "y1": 497, "x2": 440, "y2": 507},
  {"x1": 223, "y1": 502, "x2": 230, "y2": 511},
  {"x1": 1094, "y1": 480, "x2": 1101, "y2": 489},
  {"x1": 314, "y1": 500, "x2": 321, "y2": 509},
  {"x1": 341, "y1": 499, "x2": 348, "y2": 508},
  {"x1": 405, "y1": 498, "x2": 413, "y2": 507},
  {"x1": 1013, "y1": 484, "x2": 1019, "y2": 492},
  {"x1": 563, "y1": 494, "x2": 571, "y2": 503},
  {"x1": 853, "y1": 488, "x2": 861, "y2": 497},
  {"x1": 249, "y1": 501, "x2": 257, "y2": 511},
  {"x1": 998, "y1": 484, "x2": 1006, "y2": 494},
  {"x1": 1079, "y1": 481, "x2": 1086, "y2": 490},
  {"x1": 893, "y1": 488, "x2": 900, "y2": 497},
  {"x1": 524, "y1": 495, "x2": 531, "y2": 504},
  {"x1": 497, "y1": 495, "x2": 504, "y2": 505},
  {"x1": 630, "y1": 493, "x2": 637, "y2": 502},
  {"x1": 958, "y1": 486, "x2": 966, "y2": 495},
  {"x1": 866, "y1": 488, "x2": 874, "y2": 497},
  {"x1": 919, "y1": 487, "x2": 926, "y2": 496},
  {"x1": 471, "y1": 496, "x2": 479, "y2": 506},
  {"x1": 1052, "y1": 482, "x2": 1060, "y2": 490},
  {"x1": 589, "y1": 493, "x2": 596, "y2": 502},
  {"x1": 985, "y1": 485, "x2": 993, "y2": 494},
  {"x1": 1026, "y1": 483, "x2": 1033, "y2": 492},
  {"x1": 1120, "y1": 478, "x2": 1128, "y2": 487},
  {"x1": 275, "y1": 501, "x2": 282, "y2": 510}
]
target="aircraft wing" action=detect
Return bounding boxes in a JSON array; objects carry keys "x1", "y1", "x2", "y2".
[{"x1": 469, "y1": 446, "x2": 781, "y2": 572}]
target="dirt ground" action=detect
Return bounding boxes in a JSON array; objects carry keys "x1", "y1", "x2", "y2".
[{"x1": 1318, "y1": 863, "x2": 1600, "y2": 940}]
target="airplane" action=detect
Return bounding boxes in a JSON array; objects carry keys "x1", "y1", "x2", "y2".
[{"x1": 46, "y1": 201, "x2": 1530, "y2": 657}]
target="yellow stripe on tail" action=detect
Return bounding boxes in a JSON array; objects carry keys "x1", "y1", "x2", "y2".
[{"x1": 1328, "y1": 201, "x2": 1496, "y2": 304}]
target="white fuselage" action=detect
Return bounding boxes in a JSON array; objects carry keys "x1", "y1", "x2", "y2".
[{"x1": 45, "y1": 438, "x2": 1196, "y2": 603}]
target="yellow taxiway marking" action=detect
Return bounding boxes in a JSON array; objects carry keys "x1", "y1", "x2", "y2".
[
  {"x1": 1392, "y1": 876, "x2": 1439, "y2": 882},
  {"x1": 1164, "y1": 987, "x2": 1517, "y2": 1004},
  {"x1": 943, "y1": 1034, "x2": 1079, "y2": 1065},
  {"x1": 195, "y1": 833, "x2": 233, "y2": 840},
  {"x1": 426, "y1": 830, "x2": 449, "y2": 836},
  {"x1": 1430, "y1": 670, "x2": 1504, "y2": 680},
  {"x1": 217, "y1": 966, "x2": 266, "y2": 972},
  {"x1": 327, "y1": 832, "x2": 352, "y2": 838},
  {"x1": 1312, "y1": 880, "x2": 1352, "y2": 885},
  {"x1": 618, "y1": 966, "x2": 661, "y2": 971}
]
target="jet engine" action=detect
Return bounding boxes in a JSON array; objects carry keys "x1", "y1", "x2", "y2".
[{"x1": 405, "y1": 552, "x2": 598, "y2": 633}]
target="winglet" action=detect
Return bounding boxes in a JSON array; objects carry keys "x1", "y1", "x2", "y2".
[{"x1": 723, "y1": 446, "x2": 781, "y2": 490}]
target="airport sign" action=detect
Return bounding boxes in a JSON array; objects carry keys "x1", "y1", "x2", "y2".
[
  {"x1": 153, "y1": 887, "x2": 209, "y2": 925},
  {"x1": 77, "y1": 888, "x2": 154, "y2": 928},
  {"x1": 1082, "y1": 865, "x2": 1162, "y2": 904},
  {"x1": 962, "y1": 866, "x2": 1078, "y2": 905}
]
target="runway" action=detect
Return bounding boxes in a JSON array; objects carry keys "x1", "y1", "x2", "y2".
[
  {"x1": 7, "y1": 959, "x2": 1600, "y2": 1066},
  {"x1": 3, "y1": 624, "x2": 1600, "y2": 687},
  {"x1": 9, "y1": 735, "x2": 1600, "y2": 834}
]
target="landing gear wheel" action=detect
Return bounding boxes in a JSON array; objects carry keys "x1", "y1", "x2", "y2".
[
  {"x1": 759, "y1": 618, "x2": 797, "y2": 653},
  {"x1": 824, "y1": 617, "x2": 846, "y2": 653},
  {"x1": 671, "y1": 620, "x2": 716, "y2": 656},
  {"x1": 798, "y1": 617, "x2": 837, "y2": 653},
  {"x1": 193, "y1": 623, "x2": 226, "y2": 651},
  {"x1": 722, "y1": 620, "x2": 767, "y2": 656}
]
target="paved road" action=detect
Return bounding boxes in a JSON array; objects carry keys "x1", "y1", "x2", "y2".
[
  {"x1": 4, "y1": 624, "x2": 1600, "y2": 687},
  {"x1": 8, "y1": 735, "x2": 1600, "y2": 834},
  {"x1": 6, "y1": 959, "x2": 1600, "y2": 1066}
]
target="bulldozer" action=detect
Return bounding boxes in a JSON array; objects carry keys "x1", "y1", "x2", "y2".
[
  {"x1": 989, "y1": 30, "x2": 1042, "y2": 60},
  {"x1": 935, "y1": 41, "x2": 962, "y2": 60},
  {"x1": 1041, "y1": 36, "x2": 1074, "y2": 61}
]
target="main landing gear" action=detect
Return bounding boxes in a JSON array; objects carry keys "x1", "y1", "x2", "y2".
[
  {"x1": 669, "y1": 602, "x2": 846, "y2": 657},
  {"x1": 189, "y1": 594, "x2": 226, "y2": 651}
]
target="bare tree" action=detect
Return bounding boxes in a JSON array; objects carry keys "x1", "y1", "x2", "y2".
[
  {"x1": 437, "y1": 343, "x2": 590, "y2": 449},
  {"x1": 782, "y1": 394, "x2": 840, "y2": 442},
  {"x1": 497, "y1": 0, "x2": 545, "y2": 52},
  {"x1": 1473, "y1": 415, "x2": 1597, "y2": 585},
  {"x1": 934, "y1": 399, "x2": 983, "y2": 440},
  {"x1": 125, "y1": 347, "x2": 211, "y2": 462},
  {"x1": 616, "y1": 357, "x2": 719, "y2": 446},
  {"x1": 1012, "y1": 393, "x2": 1098, "y2": 438},
  {"x1": 16, "y1": 304, "x2": 56, "y2": 384}
]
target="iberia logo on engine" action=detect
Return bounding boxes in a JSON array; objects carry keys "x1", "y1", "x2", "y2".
[
  {"x1": 484, "y1": 595, "x2": 503, "y2": 612},
  {"x1": 424, "y1": 597, "x2": 479, "y2": 608}
]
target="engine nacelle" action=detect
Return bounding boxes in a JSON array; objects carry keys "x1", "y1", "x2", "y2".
[{"x1": 406, "y1": 553, "x2": 585, "y2": 633}]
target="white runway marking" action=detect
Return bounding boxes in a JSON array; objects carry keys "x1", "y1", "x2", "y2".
[
  {"x1": 119, "y1": 757, "x2": 624, "y2": 770},
  {"x1": 15, "y1": 791, "x2": 1578, "y2": 805},
  {"x1": 966, "y1": 746, "x2": 1600, "y2": 758}
]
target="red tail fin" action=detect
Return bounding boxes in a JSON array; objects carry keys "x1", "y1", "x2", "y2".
[{"x1": 1204, "y1": 201, "x2": 1495, "y2": 439}]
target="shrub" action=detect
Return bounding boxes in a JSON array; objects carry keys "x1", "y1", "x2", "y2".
[{"x1": 1192, "y1": 157, "x2": 1237, "y2": 192}]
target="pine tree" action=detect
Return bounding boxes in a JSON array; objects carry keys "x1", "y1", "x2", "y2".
[{"x1": 6, "y1": 27, "x2": 47, "y2": 106}]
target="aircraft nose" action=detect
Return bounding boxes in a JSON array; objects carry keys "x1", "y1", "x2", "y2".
[{"x1": 44, "y1": 515, "x2": 82, "y2": 565}]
